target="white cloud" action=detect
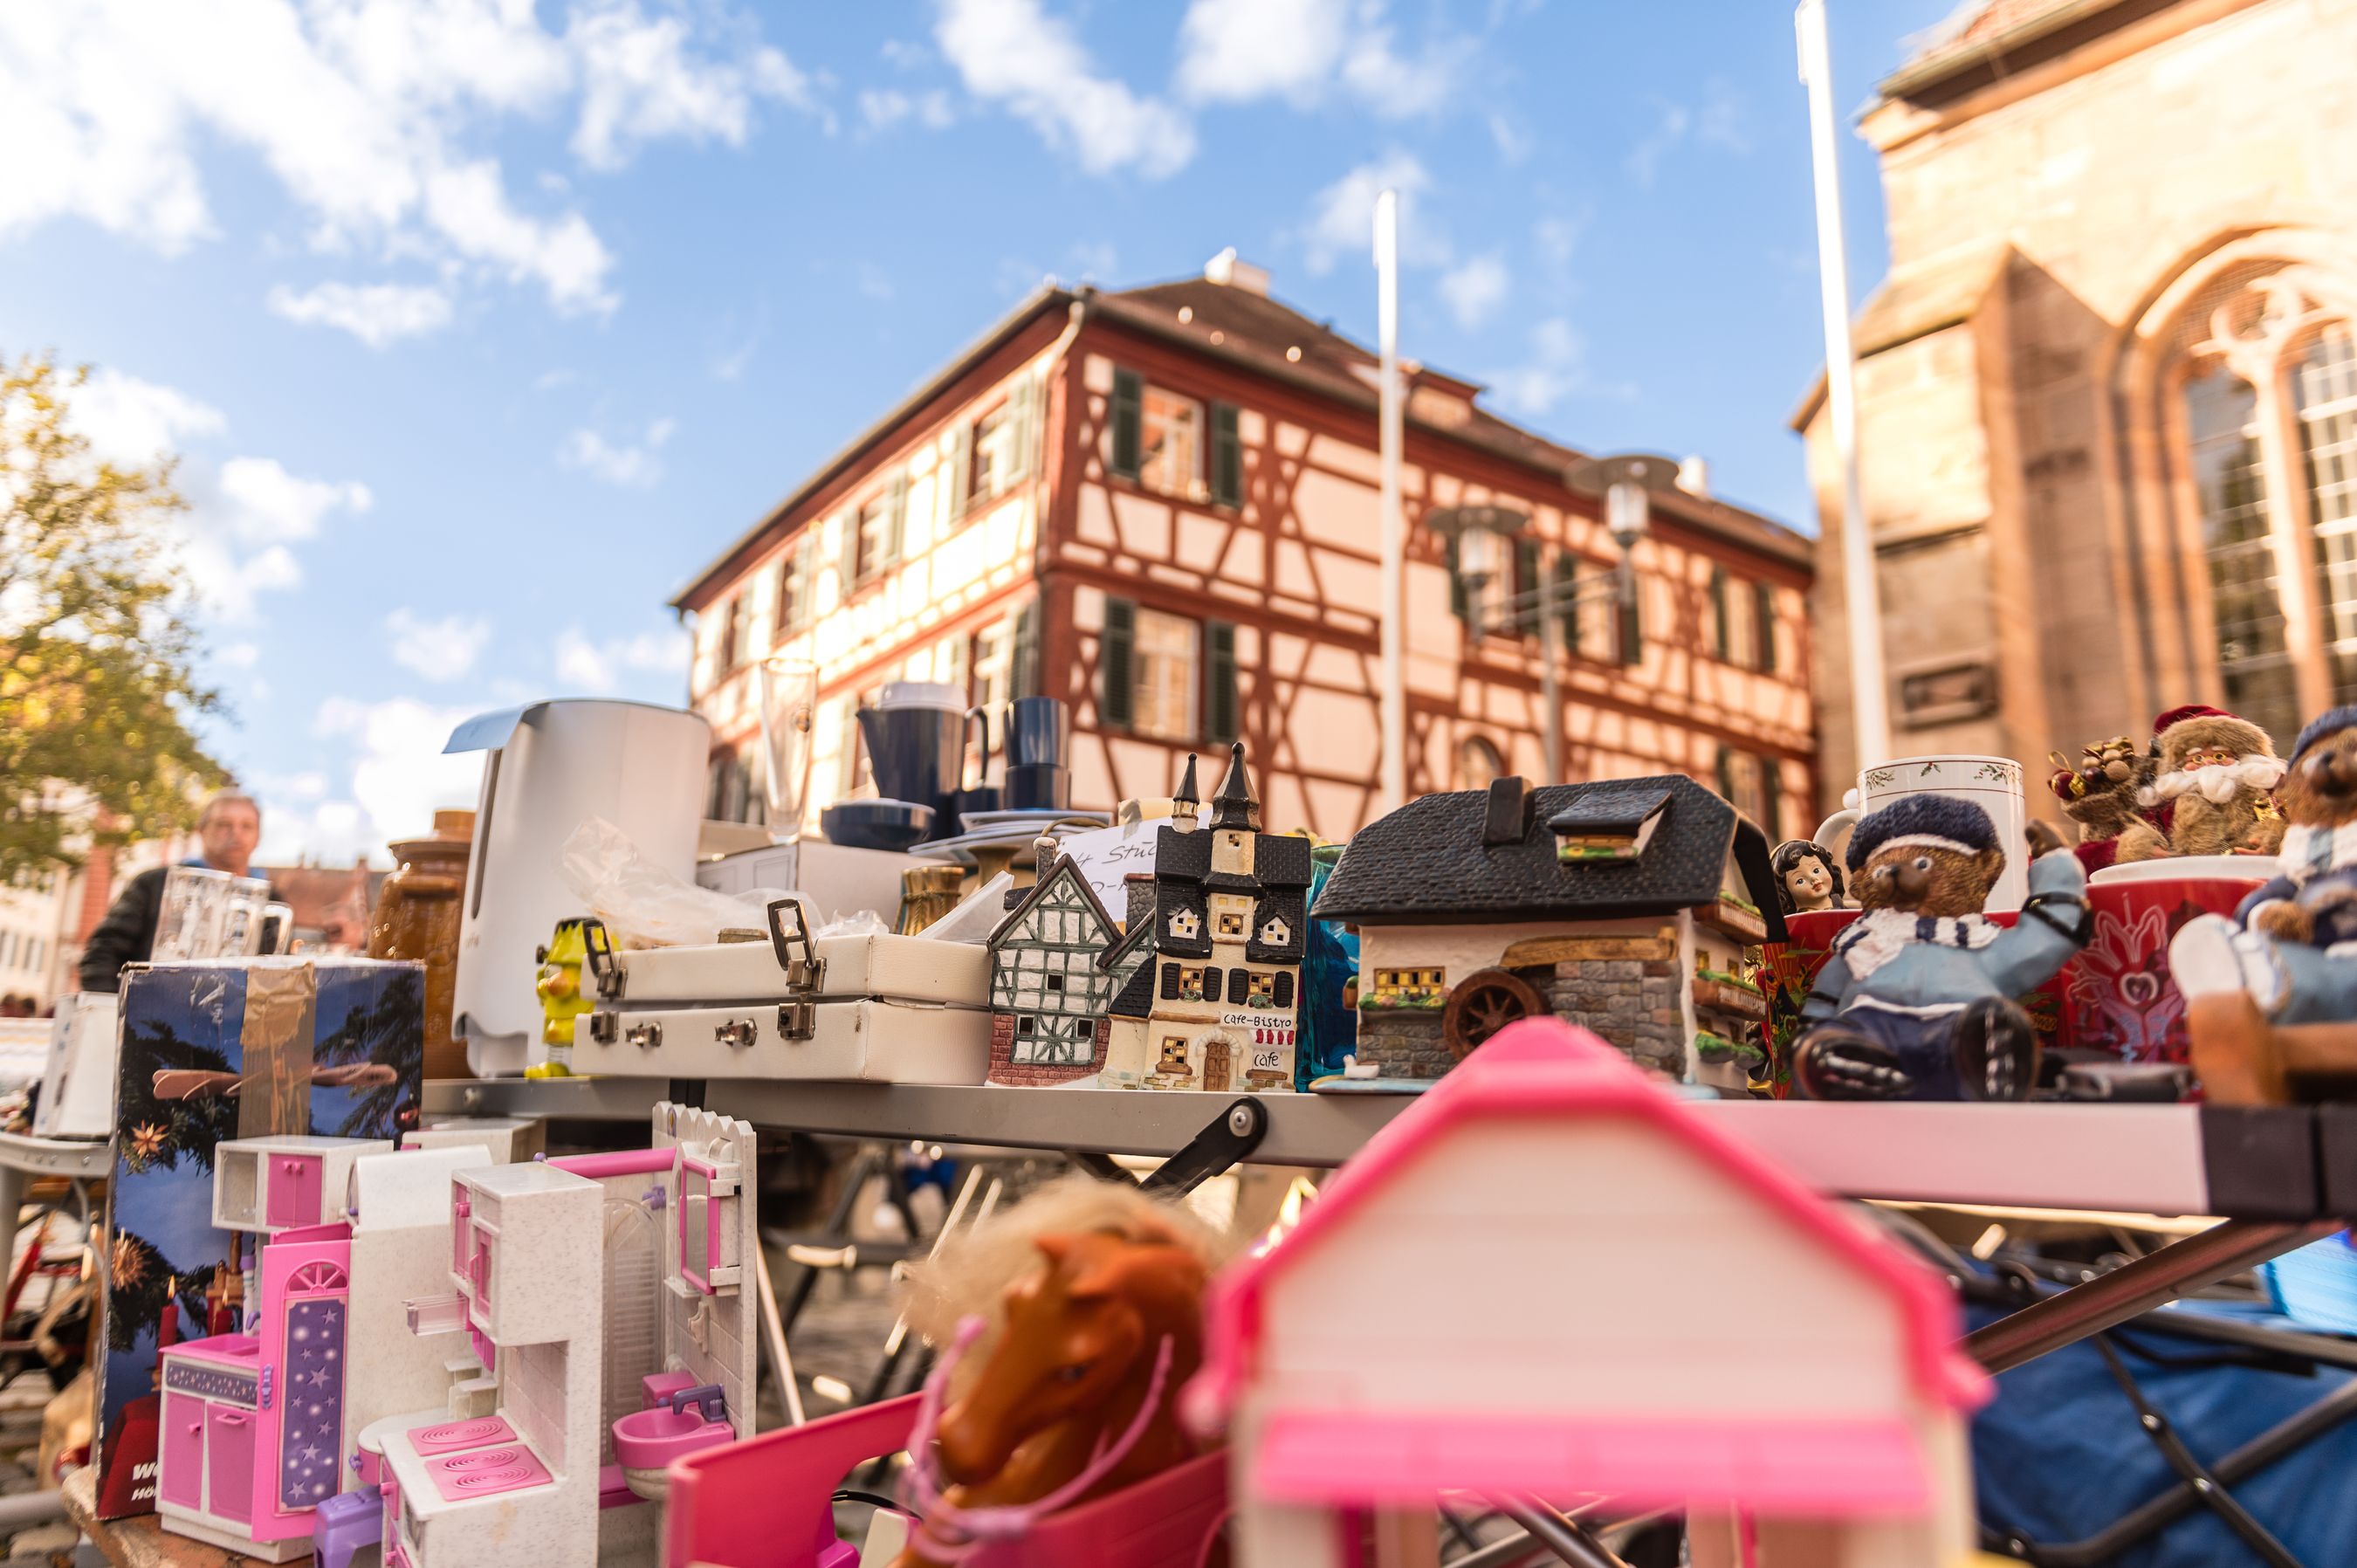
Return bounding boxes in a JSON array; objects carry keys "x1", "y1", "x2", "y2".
[
  {"x1": 554, "y1": 623, "x2": 689, "y2": 694},
  {"x1": 266, "y1": 280, "x2": 453, "y2": 347},
  {"x1": 386, "y1": 607, "x2": 491, "y2": 682},
  {"x1": 292, "y1": 695, "x2": 486, "y2": 865},
  {"x1": 569, "y1": 0, "x2": 828, "y2": 169},
  {"x1": 1488, "y1": 112, "x2": 1533, "y2": 164},
  {"x1": 560, "y1": 416, "x2": 674, "y2": 487},
  {"x1": 935, "y1": 0, "x2": 1194, "y2": 178},
  {"x1": 1535, "y1": 214, "x2": 1583, "y2": 271},
  {"x1": 1439, "y1": 252, "x2": 1509, "y2": 330},
  {"x1": 0, "y1": 0, "x2": 814, "y2": 318},
  {"x1": 69, "y1": 368, "x2": 223, "y2": 464},
  {"x1": 217, "y1": 641, "x2": 262, "y2": 670},
  {"x1": 1625, "y1": 80, "x2": 1749, "y2": 187},
  {"x1": 1175, "y1": 0, "x2": 1465, "y2": 118},
  {"x1": 859, "y1": 86, "x2": 953, "y2": 133},
  {"x1": 1487, "y1": 317, "x2": 1632, "y2": 418},
  {"x1": 1296, "y1": 152, "x2": 1447, "y2": 276},
  {"x1": 217, "y1": 456, "x2": 371, "y2": 545},
  {"x1": 854, "y1": 261, "x2": 893, "y2": 300}
]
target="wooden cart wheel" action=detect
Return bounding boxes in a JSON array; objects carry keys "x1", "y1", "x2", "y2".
[{"x1": 1442, "y1": 967, "x2": 1546, "y2": 1059}]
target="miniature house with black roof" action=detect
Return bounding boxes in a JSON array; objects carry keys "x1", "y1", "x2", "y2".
[
  {"x1": 1312, "y1": 774, "x2": 1785, "y2": 1083},
  {"x1": 1100, "y1": 745, "x2": 1314, "y2": 1092},
  {"x1": 985, "y1": 847, "x2": 1124, "y2": 1086}
]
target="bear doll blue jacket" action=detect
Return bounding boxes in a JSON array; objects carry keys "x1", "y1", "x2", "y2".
[{"x1": 1801, "y1": 849, "x2": 2091, "y2": 1024}]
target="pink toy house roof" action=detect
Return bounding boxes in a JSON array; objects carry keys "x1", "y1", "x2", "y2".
[{"x1": 1181, "y1": 1020, "x2": 1989, "y2": 1515}]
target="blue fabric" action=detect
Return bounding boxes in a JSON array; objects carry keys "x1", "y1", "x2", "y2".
[{"x1": 1969, "y1": 1294, "x2": 2357, "y2": 1565}]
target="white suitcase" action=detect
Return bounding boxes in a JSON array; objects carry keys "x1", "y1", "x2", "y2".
[{"x1": 578, "y1": 900, "x2": 991, "y2": 1083}]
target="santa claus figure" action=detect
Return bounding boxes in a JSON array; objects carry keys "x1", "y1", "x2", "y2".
[{"x1": 2114, "y1": 704, "x2": 2289, "y2": 862}]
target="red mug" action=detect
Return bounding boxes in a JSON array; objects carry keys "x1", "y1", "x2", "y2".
[{"x1": 2058, "y1": 856, "x2": 2266, "y2": 1064}]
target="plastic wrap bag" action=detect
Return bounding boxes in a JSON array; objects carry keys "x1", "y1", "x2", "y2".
[{"x1": 558, "y1": 817, "x2": 787, "y2": 948}]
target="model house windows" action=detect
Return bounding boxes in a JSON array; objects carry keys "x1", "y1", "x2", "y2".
[
  {"x1": 1371, "y1": 967, "x2": 1444, "y2": 1002},
  {"x1": 1259, "y1": 916, "x2": 1292, "y2": 946},
  {"x1": 1100, "y1": 597, "x2": 1240, "y2": 743},
  {"x1": 1167, "y1": 906, "x2": 1200, "y2": 941},
  {"x1": 1108, "y1": 368, "x2": 1244, "y2": 508},
  {"x1": 1216, "y1": 909, "x2": 1246, "y2": 939},
  {"x1": 1244, "y1": 972, "x2": 1275, "y2": 1003}
]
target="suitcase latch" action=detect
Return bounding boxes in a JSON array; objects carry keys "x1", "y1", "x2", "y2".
[
  {"x1": 581, "y1": 918, "x2": 624, "y2": 1001},
  {"x1": 625, "y1": 1021, "x2": 662, "y2": 1050},
  {"x1": 766, "y1": 898, "x2": 825, "y2": 1042},
  {"x1": 588, "y1": 1011, "x2": 617, "y2": 1045},
  {"x1": 714, "y1": 1017, "x2": 758, "y2": 1050}
]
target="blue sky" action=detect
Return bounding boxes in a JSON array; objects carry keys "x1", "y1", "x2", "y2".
[{"x1": 0, "y1": 0, "x2": 1959, "y2": 865}]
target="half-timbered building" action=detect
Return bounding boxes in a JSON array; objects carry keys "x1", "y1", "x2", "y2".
[{"x1": 675, "y1": 251, "x2": 1817, "y2": 841}]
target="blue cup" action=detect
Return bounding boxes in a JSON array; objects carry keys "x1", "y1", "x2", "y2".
[{"x1": 1003, "y1": 697, "x2": 1070, "y2": 767}]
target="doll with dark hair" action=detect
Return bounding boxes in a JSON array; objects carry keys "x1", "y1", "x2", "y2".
[{"x1": 1769, "y1": 838, "x2": 1846, "y2": 914}]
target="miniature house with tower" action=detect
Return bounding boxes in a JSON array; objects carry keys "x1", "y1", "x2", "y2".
[
  {"x1": 1101, "y1": 745, "x2": 1314, "y2": 1092},
  {"x1": 1314, "y1": 774, "x2": 1783, "y2": 1083}
]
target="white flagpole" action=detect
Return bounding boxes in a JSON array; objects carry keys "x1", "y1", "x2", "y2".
[
  {"x1": 1375, "y1": 188, "x2": 1408, "y2": 813},
  {"x1": 1797, "y1": 0, "x2": 1892, "y2": 767}
]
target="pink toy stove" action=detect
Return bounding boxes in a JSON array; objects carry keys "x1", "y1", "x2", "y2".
[{"x1": 155, "y1": 1222, "x2": 354, "y2": 1561}]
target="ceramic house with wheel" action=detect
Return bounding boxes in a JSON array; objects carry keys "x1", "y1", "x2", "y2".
[
  {"x1": 1183, "y1": 1019, "x2": 1990, "y2": 1568},
  {"x1": 1314, "y1": 775, "x2": 1784, "y2": 1084},
  {"x1": 986, "y1": 844, "x2": 1124, "y2": 1086},
  {"x1": 1099, "y1": 746, "x2": 1315, "y2": 1092}
]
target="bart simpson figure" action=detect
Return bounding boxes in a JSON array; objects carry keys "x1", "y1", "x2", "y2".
[{"x1": 529, "y1": 917, "x2": 594, "y2": 1078}]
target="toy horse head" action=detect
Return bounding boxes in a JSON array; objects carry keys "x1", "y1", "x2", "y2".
[{"x1": 932, "y1": 1227, "x2": 1207, "y2": 1487}]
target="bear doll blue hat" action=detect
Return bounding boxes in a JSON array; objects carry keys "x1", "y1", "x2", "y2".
[
  {"x1": 1844, "y1": 794, "x2": 1999, "y2": 873},
  {"x1": 2292, "y1": 705, "x2": 2357, "y2": 763}
]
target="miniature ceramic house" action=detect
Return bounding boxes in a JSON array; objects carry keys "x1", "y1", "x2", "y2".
[
  {"x1": 1313, "y1": 775, "x2": 1785, "y2": 1083},
  {"x1": 1183, "y1": 1019, "x2": 1989, "y2": 1568},
  {"x1": 1099, "y1": 746, "x2": 1314, "y2": 1091},
  {"x1": 986, "y1": 845, "x2": 1124, "y2": 1085}
]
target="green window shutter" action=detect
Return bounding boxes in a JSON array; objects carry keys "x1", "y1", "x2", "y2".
[
  {"x1": 1618, "y1": 580, "x2": 1644, "y2": 664},
  {"x1": 1447, "y1": 531, "x2": 1467, "y2": 621},
  {"x1": 1761, "y1": 753, "x2": 1783, "y2": 837},
  {"x1": 1209, "y1": 401, "x2": 1242, "y2": 508},
  {"x1": 1110, "y1": 368, "x2": 1143, "y2": 479},
  {"x1": 1100, "y1": 597, "x2": 1136, "y2": 728},
  {"x1": 1753, "y1": 580, "x2": 1777, "y2": 672},
  {"x1": 1514, "y1": 536, "x2": 1541, "y2": 636},
  {"x1": 1007, "y1": 375, "x2": 1035, "y2": 484},
  {"x1": 1714, "y1": 745, "x2": 1735, "y2": 803},
  {"x1": 1553, "y1": 557, "x2": 1581, "y2": 653},
  {"x1": 886, "y1": 471, "x2": 910, "y2": 561},
  {"x1": 947, "y1": 423, "x2": 974, "y2": 523},
  {"x1": 1205, "y1": 620, "x2": 1239, "y2": 744},
  {"x1": 1709, "y1": 566, "x2": 1730, "y2": 659},
  {"x1": 1012, "y1": 601, "x2": 1041, "y2": 699}
]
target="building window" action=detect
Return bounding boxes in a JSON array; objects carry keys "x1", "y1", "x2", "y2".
[
  {"x1": 2298, "y1": 326, "x2": 2357, "y2": 702},
  {"x1": 1710, "y1": 566, "x2": 1760, "y2": 669},
  {"x1": 1167, "y1": 907, "x2": 1199, "y2": 941},
  {"x1": 1100, "y1": 598, "x2": 1234, "y2": 741},
  {"x1": 1371, "y1": 967, "x2": 1444, "y2": 1003},
  {"x1": 1131, "y1": 607, "x2": 1199, "y2": 739},
  {"x1": 774, "y1": 544, "x2": 810, "y2": 637},
  {"x1": 713, "y1": 594, "x2": 752, "y2": 674},
  {"x1": 1045, "y1": 973, "x2": 1064, "y2": 994},
  {"x1": 1015, "y1": 1015, "x2": 1036, "y2": 1035},
  {"x1": 1177, "y1": 966, "x2": 1206, "y2": 1001},
  {"x1": 1752, "y1": 580, "x2": 1779, "y2": 673},
  {"x1": 1157, "y1": 1036, "x2": 1191, "y2": 1074},
  {"x1": 1449, "y1": 525, "x2": 1513, "y2": 631},
  {"x1": 1714, "y1": 746, "x2": 1779, "y2": 835},
  {"x1": 2185, "y1": 364, "x2": 2300, "y2": 746},
  {"x1": 1138, "y1": 388, "x2": 1204, "y2": 499},
  {"x1": 1258, "y1": 915, "x2": 1291, "y2": 946},
  {"x1": 854, "y1": 493, "x2": 893, "y2": 587},
  {"x1": 1244, "y1": 972, "x2": 1275, "y2": 1004},
  {"x1": 972, "y1": 399, "x2": 1023, "y2": 504},
  {"x1": 1215, "y1": 909, "x2": 1246, "y2": 940}
]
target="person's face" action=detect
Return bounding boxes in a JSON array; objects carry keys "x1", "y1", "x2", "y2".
[
  {"x1": 1784, "y1": 856, "x2": 1831, "y2": 904},
  {"x1": 200, "y1": 802, "x2": 261, "y2": 875}
]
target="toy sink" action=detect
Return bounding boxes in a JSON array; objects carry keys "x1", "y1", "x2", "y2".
[
  {"x1": 611, "y1": 1406, "x2": 732, "y2": 1500},
  {"x1": 570, "y1": 897, "x2": 992, "y2": 1084}
]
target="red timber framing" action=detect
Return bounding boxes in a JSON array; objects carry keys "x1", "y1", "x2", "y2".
[{"x1": 674, "y1": 275, "x2": 1816, "y2": 842}]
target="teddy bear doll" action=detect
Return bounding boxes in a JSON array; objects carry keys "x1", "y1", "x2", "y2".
[
  {"x1": 2171, "y1": 706, "x2": 2357, "y2": 1102},
  {"x1": 1792, "y1": 795, "x2": 2092, "y2": 1101},
  {"x1": 2046, "y1": 734, "x2": 2154, "y2": 874},
  {"x1": 2113, "y1": 705, "x2": 2287, "y2": 863}
]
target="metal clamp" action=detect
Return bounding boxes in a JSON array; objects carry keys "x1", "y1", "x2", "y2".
[
  {"x1": 714, "y1": 1018, "x2": 758, "y2": 1050},
  {"x1": 1140, "y1": 1098, "x2": 1270, "y2": 1197},
  {"x1": 588, "y1": 1011, "x2": 617, "y2": 1045},
  {"x1": 625, "y1": 1021, "x2": 662, "y2": 1050},
  {"x1": 767, "y1": 898, "x2": 825, "y2": 1042},
  {"x1": 581, "y1": 918, "x2": 624, "y2": 1001}
]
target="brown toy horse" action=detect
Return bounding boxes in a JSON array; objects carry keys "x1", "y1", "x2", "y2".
[{"x1": 891, "y1": 1181, "x2": 1224, "y2": 1567}]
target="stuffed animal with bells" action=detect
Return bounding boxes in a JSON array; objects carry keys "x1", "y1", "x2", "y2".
[
  {"x1": 2173, "y1": 707, "x2": 2357, "y2": 1100},
  {"x1": 1793, "y1": 796, "x2": 2092, "y2": 1101},
  {"x1": 2113, "y1": 705, "x2": 2288, "y2": 863},
  {"x1": 2047, "y1": 735, "x2": 2155, "y2": 874}
]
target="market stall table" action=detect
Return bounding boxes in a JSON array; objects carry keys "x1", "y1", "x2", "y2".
[{"x1": 62, "y1": 1465, "x2": 246, "y2": 1568}]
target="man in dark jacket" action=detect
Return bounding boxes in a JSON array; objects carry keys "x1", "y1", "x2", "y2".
[{"x1": 78, "y1": 791, "x2": 277, "y2": 992}]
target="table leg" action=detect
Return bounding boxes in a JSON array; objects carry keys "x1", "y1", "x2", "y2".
[{"x1": 1964, "y1": 1218, "x2": 2340, "y2": 1375}]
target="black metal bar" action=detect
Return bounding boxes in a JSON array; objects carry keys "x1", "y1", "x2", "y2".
[
  {"x1": 1142, "y1": 1099, "x2": 1269, "y2": 1197},
  {"x1": 1484, "y1": 1500, "x2": 1629, "y2": 1568},
  {"x1": 780, "y1": 1146, "x2": 878, "y2": 1336},
  {"x1": 668, "y1": 1077, "x2": 708, "y2": 1111},
  {"x1": 1965, "y1": 1221, "x2": 2338, "y2": 1375}
]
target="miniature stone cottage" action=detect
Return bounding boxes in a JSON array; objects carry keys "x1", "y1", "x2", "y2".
[
  {"x1": 1100, "y1": 746, "x2": 1314, "y2": 1091},
  {"x1": 1312, "y1": 774, "x2": 1785, "y2": 1083}
]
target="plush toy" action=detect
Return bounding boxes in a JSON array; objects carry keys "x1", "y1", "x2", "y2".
[
  {"x1": 2172, "y1": 706, "x2": 2357, "y2": 1103},
  {"x1": 2113, "y1": 705, "x2": 2287, "y2": 862},
  {"x1": 1792, "y1": 796, "x2": 2092, "y2": 1101},
  {"x1": 1769, "y1": 838, "x2": 1846, "y2": 913},
  {"x1": 2046, "y1": 734, "x2": 2154, "y2": 873}
]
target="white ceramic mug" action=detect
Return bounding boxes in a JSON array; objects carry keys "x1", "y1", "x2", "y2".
[{"x1": 1814, "y1": 753, "x2": 2031, "y2": 911}]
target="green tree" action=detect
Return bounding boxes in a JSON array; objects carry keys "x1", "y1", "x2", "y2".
[{"x1": 0, "y1": 352, "x2": 221, "y2": 881}]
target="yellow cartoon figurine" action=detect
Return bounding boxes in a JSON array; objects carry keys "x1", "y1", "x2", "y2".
[{"x1": 528, "y1": 918, "x2": 594, "y2": 1078}]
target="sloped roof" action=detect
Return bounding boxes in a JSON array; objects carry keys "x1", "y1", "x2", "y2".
[
  {"x1": 1312, "y1": 775, "x2": 1784, "y2": 939},
  {"x1": 986, "y1": 854, "x2": 1116, "y2": 949},
  {"x1": 1181, "y1": 1020, "x2": 1990, "y2": 1441},
  {"x1": 1882, "y1": 0, "x2": 2146, "y2": 100}
]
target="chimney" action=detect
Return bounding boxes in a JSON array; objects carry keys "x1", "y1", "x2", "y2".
[
  {"x1": 1124, "y1": 873, "x2": 1157, "y2": 933},
  {"x1": 1481, "y1": 776, "x2": 1530, "y2": 847},
  {"x1": 1676, "y1": 455, "x2": 1711, "y2": 497},
  {"x1": 1033, "y1": 836, "x2": 1059, "y2": 884},
  {"x1": 1204, "y1": 247, "x2": 1269, "y2": 296}
]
